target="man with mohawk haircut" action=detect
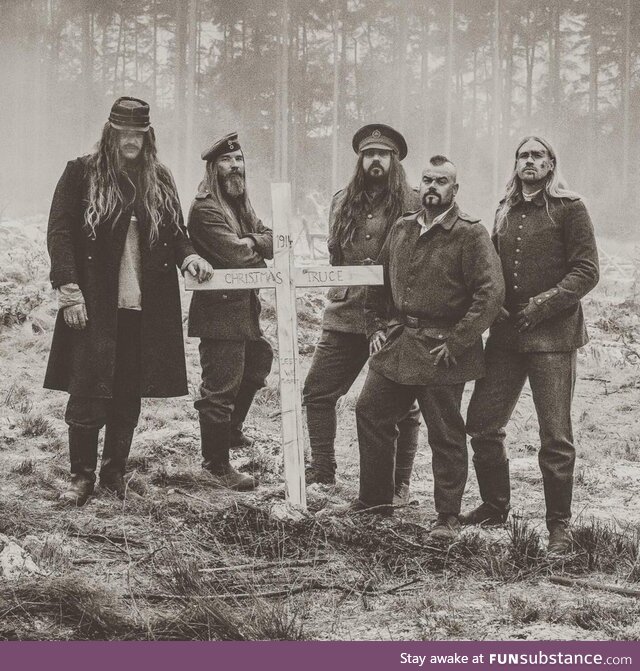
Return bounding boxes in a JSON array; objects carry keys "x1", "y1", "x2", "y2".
[{"x1": 45, "y1": 96, "x2": 213, "y2": 506}]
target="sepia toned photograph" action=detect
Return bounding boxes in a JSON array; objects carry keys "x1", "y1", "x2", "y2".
[{"x1": 0, "y1": 0, "x2": 639, "y2": 647}]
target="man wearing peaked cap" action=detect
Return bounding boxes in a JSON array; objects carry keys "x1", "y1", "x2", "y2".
[
  {"x1": 302, "y1": 123, "x2": 421, "y2": 495},
  {"x1": 187, "y1": 132, "x2": 274, "y2": 491},
  {"x1": 44, "y1": 96, "x2": 213, "y2": 506},
  {"x1": 351, "y1": 123, "x2": 408, "y2": 160}
]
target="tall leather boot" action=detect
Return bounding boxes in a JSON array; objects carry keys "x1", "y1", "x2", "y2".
[
  {"x1": 200, "y1": 417, "x2": 257, "y2": 491},
  {"x1": 542, "y1": 474, "x2": 573, "y2": 532},
  {"x1": 60, "y1": 426, "x2": 99, "y2": 506},
  {"x1": 99, "y1": 424, "x2": 135, "y2": 498},
  {"x1": 393, "y1": 409, "x2": 420, "y2": 504},
  {"x1": 459, "y1": 458, "x2": 511, "y2": 525},
  {"x1": 229, "y1": 383, "x2": 259, "y2": 449},
  {"x1": 305, "y1": 404, "x2": 337, "y2": 485}
]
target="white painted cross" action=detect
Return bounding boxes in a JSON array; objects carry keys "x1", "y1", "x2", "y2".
[{"x1": 186, "y1": 183, "x2": 383, "y2": 509}]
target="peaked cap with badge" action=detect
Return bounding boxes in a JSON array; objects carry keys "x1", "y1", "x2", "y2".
[
  {"x1": 352, "y1": 123, "x2": 408, "y2": 161},
  {"x1": 201, "y1": 132, "x2": 242, "y2": 163}
]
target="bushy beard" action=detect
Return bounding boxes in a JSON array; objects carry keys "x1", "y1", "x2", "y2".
[{"x1": 222, "y1": 172, "x2": 245, "y2": 198}]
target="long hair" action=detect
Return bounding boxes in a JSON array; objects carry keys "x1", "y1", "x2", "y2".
[
  {"x1": 332, "y1": 152, "x2": 413, "y2": 247},
  {"x1": 84, "y1": 123, "x2": 181, "y2": 244},
  {"x1": 198, "y1": 158, "x2": 259, "y2": 231},
  {"x1": 495, "y1": 135, "x2": 581, "y2": 235}
]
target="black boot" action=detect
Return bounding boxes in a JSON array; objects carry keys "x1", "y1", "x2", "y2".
[
  {"x1": 229, "y1": 383, "x2": 259, "y2": 449},
  {"x1": 200, "y1": 418, "x2": 257, "y2": 491},
  {"x1": 305, "y1": 405, "x2": 337, "y2": 484},
  {"x1": 543, "y1": 475, "x2": 573, "y2": 533},
  {"x1": 60, "y1": 426, "x2": 99, "y2": 506},
  {"x1": 459, "y1": 458, "x2": 511, "y2": 525},
  {"x1": 99, "y1": 424, "x2": 135, "y2": 498},
  {"x1": 393, "y1": 408, "x2": 420, "y2": 504}
]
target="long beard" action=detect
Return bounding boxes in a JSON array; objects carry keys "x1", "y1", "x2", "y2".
[{"x1": 223, "y1": 173, "x2": 245, "y2": 198}]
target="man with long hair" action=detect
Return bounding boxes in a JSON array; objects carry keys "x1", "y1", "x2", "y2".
[
  {"x1": 462, "y1": 136, "x2": 599, "y2": 554},
  {"x1": 45, "y1": 96, "x2": 212, "y2": 505},
  {"x1": 187, "y1": 132, "x2": 273, "y2": 490},
  {"x1": 302, "y1": 124, "x2": 421, "y2": 496},
  {"x1": 356, "y1": 156, "x2": 504, "y2": 539}
]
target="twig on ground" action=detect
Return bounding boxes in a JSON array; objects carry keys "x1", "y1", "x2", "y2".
[
  {"x1": 549, "y1": 575, "x2": 640, "y2": 598},
  {"x1": 198, "y1": 558, "x2": 332, "y2": 573}
]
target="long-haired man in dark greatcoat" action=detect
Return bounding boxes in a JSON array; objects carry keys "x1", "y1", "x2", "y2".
[
  {"x1": 45, "y1": 97, "x2": 212, "y2": 505},
  {"x1": 462, "y1": 136, "x2": 599, "y2": 554},
  {"x1": 302, "y1": 124, "x2": 421, "y2": 497}
]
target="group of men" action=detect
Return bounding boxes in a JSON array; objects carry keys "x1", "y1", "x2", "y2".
[{"x1": 45, "y1": 96, "x2": 599, "y2": 555}]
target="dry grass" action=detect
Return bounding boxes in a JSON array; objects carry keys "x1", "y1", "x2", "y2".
[{"x1": 1, "y1": 220, "x2": 640, "y2": 640}]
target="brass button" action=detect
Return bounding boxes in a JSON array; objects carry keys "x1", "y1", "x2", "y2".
[
  {"x1": 516, "y1": 237, "x2": 521, "y2": 241},
  {"x1": 516, "y1": 249, "x2": 521, "y2": 253},
  {"x1": 163, "y1": 242, "x2": 168, "y2": 247},
  {"x1": 163, "y1": 263, "x2": 168, "y2": 267},
  {"x1": 536, "y1": 299, "x2": 542, "y2": 304},
  {"x1": 513, "y1": 272, "x2": 518, "y2": 277},
  {"x1": 367, "y1": 214, "x2": 373, "y2": 219},
  {"x1": 438, "y1": 334, "x2": 444, "y2": 339},
  {"x1": 514, "y1": 261, "x2": 519, "y2": 266},
  {"x1": 513, "y1": 285, "x2": 518, "y2": 290},
  {"x1": 87, "y1": 256, "x2": 92, "y2": 260},
  {"x1": 222, "y1": 294, "x2": 228, "y2": 299},
  {"x1": 365, "y1": 234, "x2": 371, "y2": 240},
  {"x1": 518, "y1": 225, "x2": 523, "y2": 229},
  {"x1": 521, "y1": 214, "x2": 526, "y2": 218}
]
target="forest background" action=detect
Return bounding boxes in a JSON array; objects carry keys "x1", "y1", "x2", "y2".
[{"x1": 1, "y1": 0, "x2": 639, "y2": 234}]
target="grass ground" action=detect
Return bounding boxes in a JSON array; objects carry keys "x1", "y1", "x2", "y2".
[{"x1": 0, "y1": 217, "x2": 639, "y2": 641}]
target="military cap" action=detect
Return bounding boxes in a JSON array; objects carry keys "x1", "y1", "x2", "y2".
[
  {"x1": 201, "y1": 132, "x2": 242, "y2": 162},
  {"x1": 109, "y1": 96, "x2": 151, "y2": 131},
  {"x1": 352, "y1": 123, "x2": 408, "y2": 160}
]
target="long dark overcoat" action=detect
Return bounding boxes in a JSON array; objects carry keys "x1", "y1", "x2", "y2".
[
  {"x1": 186, "y1": 189, "x2": 273, "y2": 341},
  {"x1": 44, "y1": 156, "x2": 195, "y2": 398}
]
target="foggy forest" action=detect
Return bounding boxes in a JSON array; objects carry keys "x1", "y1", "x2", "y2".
[{"x1": 1, "y1": 0, "x2": 639, "y2": 232}]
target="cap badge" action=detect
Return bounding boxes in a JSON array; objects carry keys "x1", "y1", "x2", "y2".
[
  {"x1": 228, "y1": 140, "x2": 234, "y2": 149},
  {"x1": 372, "y1": 129, "x2": 381, "y2": 138}
]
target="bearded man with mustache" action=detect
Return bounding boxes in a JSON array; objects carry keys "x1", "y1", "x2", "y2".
[
  {"x1": 187, "y1": 133, "x2": 273, "y2": 491},
  {"x1": 45, "y1": 97, "x2": 213, "y2": 506},
  {"x1": 302, "y1": 124, "x2": 421, "y2": 498},
  {"x1": 355, "y1": 155, "x2": 504, "y2": 540}
]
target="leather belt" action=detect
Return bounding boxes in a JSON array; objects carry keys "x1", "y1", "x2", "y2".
[{"x1": 400, "y1": 316, "x2": 452, "y2": 340}]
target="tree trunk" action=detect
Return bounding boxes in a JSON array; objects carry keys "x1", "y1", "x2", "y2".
[
  {"x1": 492, "y1": 0, "x2": 501, "y2": 199},
  {"x1": 174, "y1": 0, "x2": 188, "y2": 186},
  {"x1": 186, "y1": 0, "x2": 198, "y2": 190},
  {"x1": 113, "y1": 13, "x2": 123, "y2": 96},
  {"x1": 444, "y1": 0, "x2": 454, "y2": 155},
  {"x1": 621, "y1": 0, "x2": 631, "y2": 201},
  {"x1": 331, "y1": 2, "x2": 340, "y2": 193},
  {"x1": 279, "y1": 0, "x2": 289, "y2": 181},
  {"x1": 396, "y1": 2, "x2": 408, "y2": 129},
  {"x1": 502, "y1": 9, "x2": 514, "y2": 141},
  {"x1": 587, "y1": 2, "x2": 599, "y2": 192},
  {"x1": 81, "y1": 2, "x2": 93, "y2": 148},
  {"x1": 421, "y1": 4, "x2": 430, "y2": 157},
  {"x1": 152, "y1": 0, "x2": 158, "y2": 104}
]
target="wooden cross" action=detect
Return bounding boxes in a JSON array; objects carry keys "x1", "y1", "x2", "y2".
[{"x1": 186, "y1": 183, "x2": 383, "y2": 509}]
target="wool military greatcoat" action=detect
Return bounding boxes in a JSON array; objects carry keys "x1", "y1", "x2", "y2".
[
  {"x1": 186, "y1": 189, "x2": 274, "y2": 341},
  {"x1": 364, "y1": 204, "x2": 505, "y2": 386},
  {"x1": 487, "y1": 191, "x2": 599, "y2": 352},
  {"x1": 322, "y1": 189, "x2": 421, "y2": 334},
  {"x1": 44, "y1": 156, "x2": 195, "y2": 399}
]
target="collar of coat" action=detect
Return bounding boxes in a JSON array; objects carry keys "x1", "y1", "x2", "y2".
[
  {"x1": 400, "y1": 202, "x2": 480, "y2": 231},
  {"x1": 500, "y1": 188, "x2": 582, "y2": 208}
]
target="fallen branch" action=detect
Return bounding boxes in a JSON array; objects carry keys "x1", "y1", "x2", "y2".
[
  {"x1": 549, "y1": 575, "x2": 640, "y2": 598},
  {"x1": 198, "y1": 558, "x2": 331, "y2": 573}
]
